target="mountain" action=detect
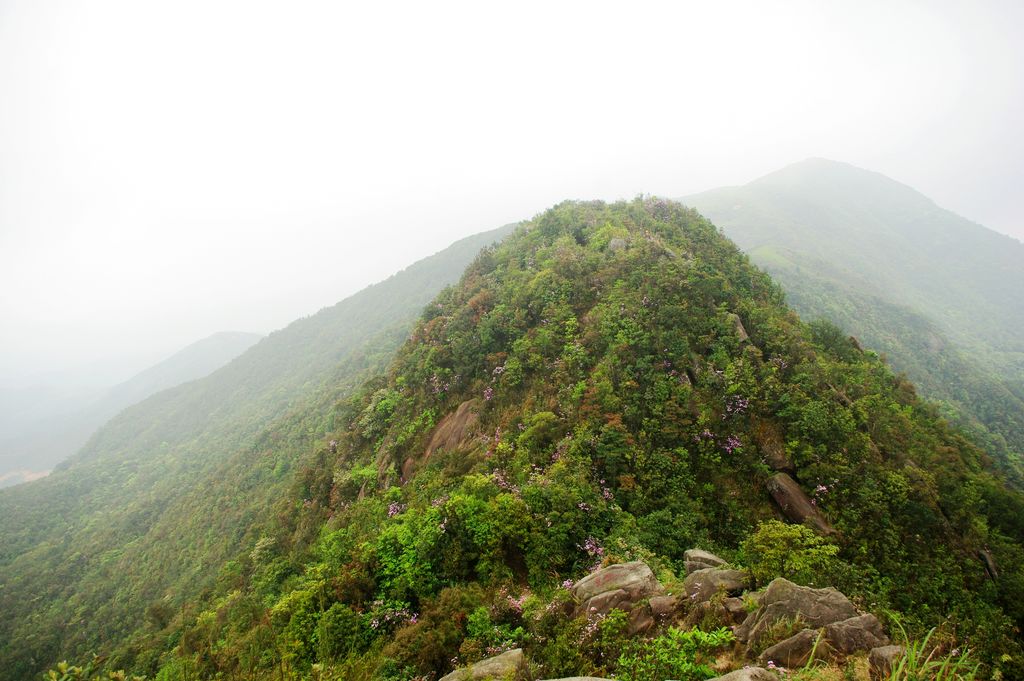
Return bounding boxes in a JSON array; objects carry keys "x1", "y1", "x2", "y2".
[
  {"x1": 32, "y1": 199, "x2": 1021, "y2": 680},
  {"x1": 0, "y1": 331, "x2": 262, "y2": 487},
  {"x1": 0, "y1": 224, "x2": 512, "y2": 679},
  {"x1": 685, "y1": 159, "x2": 1024, "y2": 483}
]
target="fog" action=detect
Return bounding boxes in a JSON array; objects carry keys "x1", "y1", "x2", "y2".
[{"x1": 2, "y1": 0, "x2": 1022, "y2": 388}]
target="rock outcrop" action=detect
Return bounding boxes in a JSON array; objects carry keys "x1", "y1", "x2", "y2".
[
  {"x1": 735, "y1": 578, "x2": 858, "y2": 648},
  {"x1": 404, "y1": 399, "x2": 479, "y2": 479},
  {"x1": 683, "y1": 548, "x2": 727, "y2": 574},
  {"x1": 439, "y1": 648, "x2": 526, "y2": 681},
  {"x1": 824, "y1": 614, "x2": 888, "y2": 654},
  {"x1": 683, "y1": 567, "x2": 750, "y2": 603},
  {"x1": 869, "y1": 645, "x2": 904, "y2": 679},
  {"x1": 765, "y1": 473, "x2": 835, "y2": 535},
  {"x1": 739, "y1": 579, "x2": 888, "y2": 668},
  {"x1": 758, "y1": 629, "x2": 833, "y2": 667},
  {"x1": 708, "y1": 668, "x2": 780, "y2": 681},
  {"x1": 751, "y1": 419, "x2": 794, "y2": 473},
  {"x1": 571, "y1": 561, "x2": 663, "y2": 617}
]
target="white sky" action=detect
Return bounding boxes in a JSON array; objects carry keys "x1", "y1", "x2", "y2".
[{"x1": 1, "y1": 0, "x2": 1022, "y2": 387}]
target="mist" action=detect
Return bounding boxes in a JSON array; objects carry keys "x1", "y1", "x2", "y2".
[{"x1": 2, "y1": 0, "x2": 1022, "y2": 385}]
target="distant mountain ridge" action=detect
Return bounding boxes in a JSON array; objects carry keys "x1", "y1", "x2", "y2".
[
  {"x1": 0, "y1": 331, "x2": 262, "y2": 487},
  {"x1": 0, "y1": 224, "x2": 514, "y2": 678},
  {"x1": 685, "y1": 158, "x2": 1024, "y2": 480}
]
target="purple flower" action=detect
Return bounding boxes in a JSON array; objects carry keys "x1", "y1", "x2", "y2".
[
  {"x1": 483, "y1": 386, "x2": 494, "y2": 401},
  {"x1": 723, "y1": 435, "x2": 742, "y2": 454},
  {"x1": 387, "y1": 502, "x2": 406, "y2": 518},
  {"x1": 580, "y1": 537, "x2": 603, "y2": 557}
]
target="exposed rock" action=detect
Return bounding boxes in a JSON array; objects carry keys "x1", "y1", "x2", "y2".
[
  {"x1": 728, "y1": 312, "x2": 750, "y2": 343},
  {"x1": 682, "y1": 599, "x2": 730, "y2": 630},
  {"x1": 723, "y1": 597, "x2": 749, "y2": 624},
  {"x1": 765, "y1": 473, "x2": 835, "y2": 535},
  {"x1": 403, "y1": 399, "x2": 479, "y2": 480},
  {"x1": 759, "y1": 629, "x2": 834, "y2": 667},
  {"x1": 582, "y1": 589, "x2": 629, "y2": 616},
  {"x1": 683, "y1": 567, "x2": 750, "y2": 603},
  {"x1": 608, "y1": 237, "x2": 627, "y2": 252},
  {"x1": 572, "y1": 561, "x2": 663, "y2": 616},
  {"x1": 735, "y1": 578, "x2": 859, "y2": 647},
  {"x1": 628, "y1": 605, "x2": 656, "y2": 635},
  {"x1": 708, "y1": 668, "x2": 780, "y2": 681},
  {"x1": 684, "y1": 548, "x2": 727, "y2": 567},
  {"x1": 685, "y1": 560, "x2": 716, "y2": 574},
  {"x1": 979, "y1": 549, "x2": 999, "y2": 580},
  {"x1": 869, "y1": 645, "x2": 904, "y2": 680},
  {"x1": 824, "y1": 614, "x2": 889, "y2": 654},
  {"x1": 649, "y1": 595, "x2": 678, "y2": 618},
  {"x1": 751, "y1": 419, "x2": 794, "y2": 473},
  {"x1": 439, "y1": 648, "x2": 526, "y2": 681}
]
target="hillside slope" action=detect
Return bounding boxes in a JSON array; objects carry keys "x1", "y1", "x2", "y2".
[
  {"x1": 101, "y1": 199, "x2": 1024, "y2": 680},
  {"x1": 685, "y1": 159, "x2": 1024, "y2": 482},
  {"x1": 0, "y1": 224, "x2": 513, "y2": 678},
  {"x1": 0, "y1": 331, "x2": 262, "y2": 486}
]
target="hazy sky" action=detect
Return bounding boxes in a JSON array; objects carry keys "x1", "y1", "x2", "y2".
[{"x1": 2, "y1": 0, "x2": 1022, "y2": 387}]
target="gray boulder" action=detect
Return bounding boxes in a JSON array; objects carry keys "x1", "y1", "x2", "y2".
[
  {"x1": 649, "y1": 594, "x2": 678, "y2": 618},
  {"x1": 572, "y1": 561, "x2": 662, "y2": 616},
  {"x1": 684, "y1": 548, "x2": 728, "y2": 574},
  {"x1": 684, "y1": 567, "x2": 750, "y2": 603},
  {"x1": 735, "y1": 578, "x2": 858, "y2": 647},
  {"x1": 824, "y1": 614, "x2": 889, "y2": 654},
  {"x1": 439, "y1": 648, "x2": 525, "y2": 681},
  {"x1": 759, "y1": 629, "x2": 834, "y2": 667},
  {"x1": 684, "y1": 548, "x2": 727, "y2": 567},
  {"x1": 709, "y1": 668, "x2": 780, "y2": 681},
  {"x1": 766, "y1": 473, "x2": 835, "y2": 535},
  {"x1": 869, "y1": 645, "x2": 904, "y2": 679},
  {"x1": 728, "y1": 312, "x2": 750, "y2": 342},
  {"x1": 723, "y1": 597, "x2": 748, "y2": 624}
]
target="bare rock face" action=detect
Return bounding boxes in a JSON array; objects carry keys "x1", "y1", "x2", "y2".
[
  {"x1": 439, "y1": 648, "x2": 526, "y2": 681},
  {"x1": 649, "y1": 595, "x2": 678, "y2": 618},
  {"x1": 728, "y1": 312, "x2": 751, "y2": 343},
  {"x1": 628, "y1": 605, "x2": 656, "y2": 635},
  {"x1": 765, "y1": 473, "x2": 835, "y2": 535},
  {"x1": 723, "y1": 597, "x2": 749, "y2": 624},
  {"x1": 735, "y1": 578, "x2": 858, "y2": 648},
  {"x1": 708, "y1": 668, "x2": 780, "y2": 681},
  {"x1": 683, "y1": 567, "x2": 750, "y2": 603},
  {"x1": 404, "y1": 399, "x2": 479, "y2": 480},
  {"x1": 572, "y1": 561, "x2": 662, "y2": 616},
  {"x1": 759, "y1": 629, "x2": 834, "y2": 667},
  {"x1": 824, "y1": 614, "x2": 889, "y2": 654},
  {"x1": 751, "y1": 419, "x2": 794, "y2": 473},
  {"x1": 684, "y1": 548, "x2": 727, "y2": 567},
  {"x1": 684, "y1": 548, "x2": 728, "y2": 574},
  {"x1": 869, "y1": 645, "x2": 904, "y2": 679}
]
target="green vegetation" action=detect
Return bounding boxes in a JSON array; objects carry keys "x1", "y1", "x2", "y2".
[
  {"x1": 741, "y1": 520, "x2": 840, "y2": 587},
  {"x1": 686, "y1": 158, "x2": 1024, "y2": 485},
  {"x1": 7, "y1": 197, "x2": 1024, "y2": 680},
  {"x1": 0, "y1": 225, "x2": 512, "y2": 679},
  {"x1": 616, "y1": 627, "x2": 734, "y2": 681}
]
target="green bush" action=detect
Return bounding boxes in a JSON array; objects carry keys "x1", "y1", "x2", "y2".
[
  {"x1": 615, "y1": 626, "x2": 735, "y2": 681},
  {"x1": 741, "y1": 520, "x2": 840, "y2": 586}
]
